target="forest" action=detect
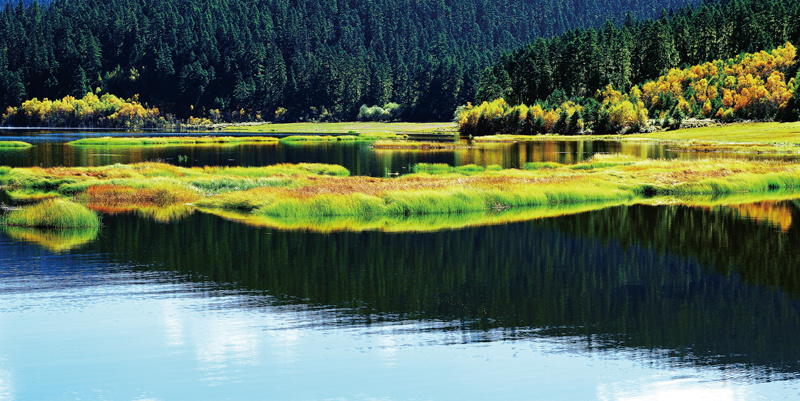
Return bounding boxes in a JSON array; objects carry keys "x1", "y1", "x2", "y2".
[
  {"x1": 464, "y1": 0, "x2": 800, "y2": 135},
  {"x1": 0, "y1": 0, "x2": 702, "y2": 125}
]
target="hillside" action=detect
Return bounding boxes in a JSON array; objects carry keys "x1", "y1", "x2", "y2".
[
  {"x1": 0, "y1": 0, "x2": 701, "y2": 123},
  {"x1": 478, "y1": 0, "x2": 800, "y2": 107}
]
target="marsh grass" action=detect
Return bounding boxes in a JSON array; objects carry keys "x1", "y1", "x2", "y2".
[
  {"x1": 2, "y1": 225, "x2": 99, "y2": 252},
  {"x1": 2, "y1": 198, "x2": 99, "y2": 228},
  {"x1": 69, "y1": 136, "x2": 279, "y2": 147},
  {"x1": 4, "y1": 157, "x2": 800, "y2": 223},
  {"x1": 0, "y1": 141, "x2": 32, "y2": 148},
  {"x1": 5, "y1": 190, "x2": 61, "y2": 202}
]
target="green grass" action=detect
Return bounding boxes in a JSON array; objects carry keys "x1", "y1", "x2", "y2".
[
  {"x1": 412, "y1": 163, "x2": 488, "y2": 175},
  {"x1": 278, "y1": 132, "x2": 407, "y2": 144},
  {"x1": 0, "y1": 141, "x2": 32, "y2": 148},
  {"x1": 2, "y1": 198, "x2": 100, "y2": 228},
  {"x1": 5, "y1": 157, "x2": 800, "y2": 226},
  {"x1": 69, "y1": 136, "x2": 279, "y2": 147},
  {"x1": 224, "y1": 121, "x2": 457, "y2": 135}
]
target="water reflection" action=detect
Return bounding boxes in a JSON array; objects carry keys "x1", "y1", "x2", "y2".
[
  {"x1": 53, "y1": 200, "x2": 796, "y2": 379},
  {"x1": 3, "y1": 133, "x2": 798, "y2": 176}
]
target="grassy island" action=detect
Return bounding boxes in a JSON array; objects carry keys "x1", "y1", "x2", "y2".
[
  {"x1": 2, "y1": 156, "x2": 800, "y2": 229},
  {"x1": 0, "y1": 141, "x2": 33, "y2": 148},
  {"x1": 69, "y1": 136, "x2": 279, "y2": 147}
]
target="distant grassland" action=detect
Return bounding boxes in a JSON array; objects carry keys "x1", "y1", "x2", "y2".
[
  {"x1": 632, "y1": 122, "x2": 800, "y2": 144},
  {"x1": 224, "y1": 122, "x2": 458, "y2": 135},
  {"x1": 474, "y1": 122, "x2": 800, "y2": 154},
  {"x1": 3, "y1": 155, "x2": 800, "y2": 231}
]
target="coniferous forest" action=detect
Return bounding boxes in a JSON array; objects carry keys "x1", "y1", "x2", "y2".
[{"x1": 0, "y1": 0, "x2": 702, "y2": 124}]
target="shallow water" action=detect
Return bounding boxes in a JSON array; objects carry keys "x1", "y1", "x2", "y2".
[{"x1": 2, "y1": 202, "x2": 800, "y2": 399}]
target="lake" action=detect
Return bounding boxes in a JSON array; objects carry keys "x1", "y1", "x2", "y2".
[{"x1": 1, "y1": 132, "x2": 800, "y2": 400}]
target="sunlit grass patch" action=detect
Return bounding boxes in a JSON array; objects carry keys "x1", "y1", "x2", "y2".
[
  {"x1": 1, "y1": 198, "x2": 99, "y2": 228},
  {"x1": 83, "y1": 182, "x2": 201, "y2": 212},
  {"x1": 0, "y1": 141, "x2": 32, "y2": 148},
  {"x1": 5, "y1": 189, "x2": 61, "y2": 202}
]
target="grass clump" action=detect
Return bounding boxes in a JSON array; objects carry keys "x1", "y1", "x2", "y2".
[
  {"x1": 0, "y1": 141, "x2": 32, "y2": 148},
  {"x1": 412, "y1": 163, "x2": 487, "y2": 175},
  {"x1": 523, "y1": 162, "x2": 563, "y2": 170},
  {"x1": 2, "y1": 198, "x2": 99, "y2": 228}
]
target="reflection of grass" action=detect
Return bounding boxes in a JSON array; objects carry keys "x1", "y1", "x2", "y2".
[
  {"x1": 225, "y1": 121, "x2": 457, "y2": 135},
  {"x1": 2, "y1": 199, "x2": 99, "y2": 228},
  {"x1": 0, "y1": 141, "x2": 32, "y2": 148},
  {"x1": 2, "y1": 225, "x2": 99, "y2": 252},
  {"x1": 69, "y1": 136, "x2": 279, "y2": 147},
  {"x1": 372, "y1": 140, "x2": 467, "y2": 150},
  {"x1": 198, "y1": 201, "x2": 630, "y2": 232}
]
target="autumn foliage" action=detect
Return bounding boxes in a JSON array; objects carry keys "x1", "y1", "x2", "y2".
[
  {"x1": 641, "y1": 42, "x2": 797, "y2": 122},
  {"x1": 460, "y1": 42, "x2": 798, "y2": 136},
  {"x1": 2, "y1": 92, "x2": 168, "y2": 129}
]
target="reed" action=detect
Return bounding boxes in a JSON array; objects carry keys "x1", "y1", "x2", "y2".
[{"x1": 1, "y1": 198, "x2": 99, "y2": 228}]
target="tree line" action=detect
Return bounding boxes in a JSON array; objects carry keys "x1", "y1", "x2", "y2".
[{"x1": 0, "y1": 0, "x2": 702, "y2": 125}]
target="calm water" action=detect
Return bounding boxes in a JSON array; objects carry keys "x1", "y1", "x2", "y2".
[
  {"x1": 2, "y1": 130, "x2": 796, "y2": 175},
  {"x1": 2, "y1": 132, "x2": 800, "y2": 399}
]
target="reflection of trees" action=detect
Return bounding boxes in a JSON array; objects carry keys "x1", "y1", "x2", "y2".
[{"x1": 94, "y1": 202, "x2": 800, "y2": 374}]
